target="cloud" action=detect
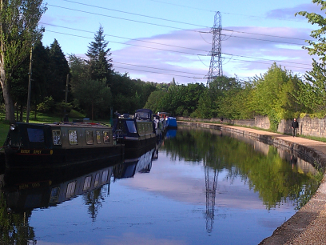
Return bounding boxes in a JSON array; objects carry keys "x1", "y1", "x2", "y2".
[
  {"x1": 112, "y1": 25, "x2": 313, "y2": 83},
  {"x1": 266, "y1": 3, "x2": 324, "y2": 20}
]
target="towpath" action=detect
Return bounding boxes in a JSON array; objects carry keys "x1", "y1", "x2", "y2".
[{"x1": 178, "y1": 121, "x2": 326, "y2": 245}]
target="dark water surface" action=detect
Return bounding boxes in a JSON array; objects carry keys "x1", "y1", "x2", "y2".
[{"x1": 0, "y1": 127, "x2": 321, "y2": 245}]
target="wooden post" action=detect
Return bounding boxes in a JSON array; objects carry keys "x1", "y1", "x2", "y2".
[
  {"x1": 64, "y1": 74, "x2": 69, "y2": 116},
  {"x1": 26, "y1": 46, "x2": 33, "y2": 123}
]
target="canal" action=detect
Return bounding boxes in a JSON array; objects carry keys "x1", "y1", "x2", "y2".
[{"x1": 0, "y1": 127, "x2": 321, "y2": 245}]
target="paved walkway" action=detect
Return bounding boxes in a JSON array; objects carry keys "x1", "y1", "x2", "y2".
[{"x1": 179, "y1": 122, "x2": 326, "y2": 244}]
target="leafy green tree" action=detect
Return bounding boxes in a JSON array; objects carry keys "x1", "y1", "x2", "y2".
[
  {"x1": 195, "y1": 89, "x2": 213, "y2": 118},
  {"x1": 73, "y1": 79, "x2": 112, "y2": 120},
  {"x1": 251, "y1": 63, "x2": 300, "y2": 130},
  {"x1": 208, "y1": 76, "x2": 241, "y2": 117},
  {"x1": 296, "y1": 2, "x2": 326, "y2": 116},
  {"x1": 296, "y1": 1, "x2": 326, "y2": 63},
  {"x1": 219, "y1": 83, "x2": 255, "y2": 120},
  {"x1": 86, "y1": 25, "x2": 112, "y2": 83},
  {"x1": 69, "y1": 54, "x2": 89, "y2": 87},
  {"x1": 144, "y1": 90, "x2": 165, "y2": 113},
  {"x1": 0, "y1": 0, "x2": 46, "y2": 122}
]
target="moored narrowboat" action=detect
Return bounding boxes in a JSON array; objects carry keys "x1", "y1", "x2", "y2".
[
  {"x1": 112, "y1": 109, "x2": 157, "y2": 157},
  {"x1": 3, "y1": 122, "x2": 124, "y2": 169},
  {"x1": 157, "y1": 111, "x2": 177, "y2": 129}
]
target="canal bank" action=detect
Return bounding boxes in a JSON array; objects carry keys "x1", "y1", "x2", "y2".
[{"x1": 178, "y1": 121, "x2": 326, "y2": 245}]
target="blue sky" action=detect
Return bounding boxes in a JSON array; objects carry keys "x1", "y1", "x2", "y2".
[{"x1": 40, "y1": 0, "x2": 321, "y2": 84}]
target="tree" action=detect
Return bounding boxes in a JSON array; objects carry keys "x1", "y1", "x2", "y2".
[
  {"x1": 251, "y1": 63, "x2": 299, "y2": 130},
  {"x1": 86, "y1": 26, "x2": 112, "y2": 83},
  {"x1": 46, "y1": 39, "x2": 70, "y2": 103},
  {"x1": 296, "y1": 1, "x2": 326, "y2": 116},
  {"x1": 144, "y1": 90, "x2": 165, "y2": 113},
  {"x1": 296, "y1": 1, "x2": 326, "y2": 64},
  {"x1": 69, "y1": 54, "x2": 89, "y2": 92},
  {"x1": 73, "y1": 79, "x2": 112, "y2": 120},
  {"x1": 0, "y1": 0, "x2": 47, "y2": 122}
]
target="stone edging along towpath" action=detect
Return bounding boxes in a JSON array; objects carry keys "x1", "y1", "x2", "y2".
[{"x1": 178, "y1": 121, "x2": 326, "y2": 245}]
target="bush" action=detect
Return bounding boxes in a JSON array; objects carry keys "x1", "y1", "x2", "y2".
[{"x1": 37, "y1": 96, "x2": 55, "y2": 113}]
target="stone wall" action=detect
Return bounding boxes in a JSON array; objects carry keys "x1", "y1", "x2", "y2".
[{"x1": 177, "y1": 116, "x2": 326, "y2": 138}]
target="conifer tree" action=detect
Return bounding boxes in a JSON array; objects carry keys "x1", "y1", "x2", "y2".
[
  {"x1": 46, "y1": 39, "x2": 70, "y2": 102},
  {"x1": 86, "y1": 26, "x2": 112, "y2": 83}
]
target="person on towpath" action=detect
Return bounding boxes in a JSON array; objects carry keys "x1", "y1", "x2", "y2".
[{"x1": 291, "y1": 118, "x2": 299, "y2": 137}]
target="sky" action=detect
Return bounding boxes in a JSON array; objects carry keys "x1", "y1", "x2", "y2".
[{"x1": 40, "y1": 0, "x2": 323, "y2": 84}]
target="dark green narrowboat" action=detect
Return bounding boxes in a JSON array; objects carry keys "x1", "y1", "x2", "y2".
[{"x1": 3, "y1": 122, "x2": 124, "y2": 169}]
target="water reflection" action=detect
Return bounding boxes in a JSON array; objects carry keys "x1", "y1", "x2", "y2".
[
  {"x1": 162, "y1": 127, "x2": 322, "y2": 233},
  {"x1": 0, "y1": 141, "x2": 158, "y2": 244},
  {"x1": 0, "y1": 127, "x2": 322, "y2": 245}
]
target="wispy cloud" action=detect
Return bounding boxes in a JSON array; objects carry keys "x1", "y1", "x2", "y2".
[
  {"x1": 112, "y1": 24, "x2": 313, "y2": 83},
  {"x1": 266, "y1": 3, "x2": 324, "y2": 20}
]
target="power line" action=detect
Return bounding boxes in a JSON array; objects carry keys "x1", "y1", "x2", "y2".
[
  {"x1": 48, "y1": 3, "x2": 311, "y2": 43},
  {"x1": 113, "y1": 61, "x2": 205, "y2": 76},
  {"x1": 62, "y1": 0, "x2": 210, "y2": 29},
  {"x1": 221, "y1": 33, "x2": 307, "y2": 46},
  {"x1": 48, "y1": 4, "x2": 207, "y2": 33},
  {"x1": 41, "y1": 22, "x2": 208, "y2": 53},
  {"x1": 45, "y1": 29, "x2": 312, "y2": 69},
  {"x1": 114, "y1": 65, "x2": 205, "y2": 79},
  {"x1": 222, "y1": 29, "x2": 312, "y2": 42}
]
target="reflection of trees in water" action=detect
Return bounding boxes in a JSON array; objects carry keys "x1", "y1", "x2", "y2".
[
  {"x1": 162, "y1": 128, "x2": 322, "y2": 210},
  {"x1": 83, "y1": 187, "x2": 105, "y2": 222},
  {"x1": 0, "y1": 192, "x2": 36, "y2": 244}
]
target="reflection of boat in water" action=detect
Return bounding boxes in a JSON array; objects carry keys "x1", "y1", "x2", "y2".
[
  {"x1": 1, "y1": 159, "x2": 119, "y2": 213},
  {"x1": 3, "y1": 122, "x2": 124, "y2": 169},
  {"x1": 165, "y1": 129, "x2": 177, "y2": 139},
  {"x1": 114, "y1": 147, "x2": 155, "y2": 179},
  {"x1": 0, "y1": 137, "x2": 163, "y2": 213},
  {"x1": 113, "y1": 109, "x2": 157, "y2": 158}
]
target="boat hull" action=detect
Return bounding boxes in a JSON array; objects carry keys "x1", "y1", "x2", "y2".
[
  {"x1": 5, "y1": 144, "x2": 124, "y2": 169},
  {"x1": 117, "y1": 135, "x2": 156, "y2": 158}
]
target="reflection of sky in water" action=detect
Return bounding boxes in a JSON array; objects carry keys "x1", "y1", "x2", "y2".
[{"x1": 30, "y1": 147, "x2": 297, "y2": 245}]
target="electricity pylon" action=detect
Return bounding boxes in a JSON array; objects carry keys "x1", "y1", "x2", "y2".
[
  {"x1": 205, "y1": 166, "x2": 218, "y2": 233},
  {"x1": 207, "y1": 11, "x2": 222, "y2": 85}
]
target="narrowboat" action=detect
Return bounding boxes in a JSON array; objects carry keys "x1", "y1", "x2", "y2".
[
  {"x1": 3, "y1": 121, "x2": 124, "y2": 169},
  {"x1": 112, "y1": 109, "x2": 157, "y2": 157},
  {"x1": 157, "y1": 112, "x2": 177, "y2": 129}
]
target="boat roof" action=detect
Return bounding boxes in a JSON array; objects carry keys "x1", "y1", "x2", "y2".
[
  {"x1": 135, "y1": 109, "x2": 153, "y2": 114},
  {"x1": 14, "y1": 121, "x2": 111, "y2": 128}
]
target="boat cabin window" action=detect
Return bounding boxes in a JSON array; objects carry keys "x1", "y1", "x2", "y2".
[
  {"x1": 52, "y1": 130, "x2": 61, "y2": 145},
  {"x1": 83, "y1": 176, "x2": 92, "y2": 191},
  {"x1": 103, "y1": 131, "x2": 110, "y2": 143},
  {"x1": 136, "y1": 112, "x2": 150, "y2": 119},
  {"x1": 102, "y1": 169, "x2": 109, "y2": 183},
  {"x1": 86, "y1": 130, "x2": 94, "y2": 145},
  {"x1": 66, "y1": 181, "x2": 76, "y2": 198},
  {"x1": 94, "y1": 173, "x2": 100, "y2": 187},
  {"x1": 126, "y1": 121, "x2": 137, "y2": 133},
  {"x1": 96, "y1": 131, "x2": 101, "y2": 144},
  {"x1": 27, "y1": 128, "x2": 44, "y2": 143},
  {"x1": 49, "y1": 187, "x2": 60, "y2": 203},
  {"x1": 69, "y1": 130, "x2": 78, "y2": 145}
]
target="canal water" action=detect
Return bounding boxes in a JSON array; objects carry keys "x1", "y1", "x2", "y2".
[{"x1": 0, "y1": 127, "x2": 321, "y2": 245}]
